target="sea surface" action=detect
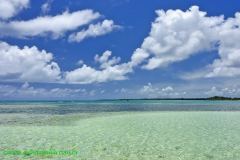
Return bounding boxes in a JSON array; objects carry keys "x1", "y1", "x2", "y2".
[
  {"x1": 1, "y1": 100, "x2": 240, "y2": 159},
  {"x1": 1, "y1": 100, "x2": 240, "y2": 114}
]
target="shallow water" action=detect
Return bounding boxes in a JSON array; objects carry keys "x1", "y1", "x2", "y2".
[
  {"x1": 1, "y1": 112, "x2": 240, "y2": 159},
  {"x1": 0, "y1": 100, "x2": 240, "y2": 159}
]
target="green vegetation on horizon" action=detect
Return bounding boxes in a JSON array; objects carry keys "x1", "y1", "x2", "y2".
[{"x1": 118, "y1": 96, "x2": 240, "y2": 101}]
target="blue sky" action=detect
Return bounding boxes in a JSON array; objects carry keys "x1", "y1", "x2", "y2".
[{"x1": 0, "y1": 0, "x2": 240, "y2": 100}]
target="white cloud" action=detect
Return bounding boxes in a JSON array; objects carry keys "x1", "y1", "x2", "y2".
[
  {"x1": 94, "y1": 50, "x2": 121, "y2": 69},
  {"x1": 0, "y1": 0, "x2": 29, "y2": 20},
  {"x1": 65, "y1": 50, "x2": 132, "y2": 84},
  {"x1": 1, "y1": 81, "x2": 240, "y2": 99},
  {"x1": 139, "y1": 83, "x2": 180, "y2": 98},
  {"x1": 41, "y1": 0, "x2": 52, "y2": 14},
  {"x1": 183, "y1": 13, "x2": 240, "y2": 79},
  {"x1": 205, "y1": 86, "x2": 240, "y2": 97},
  {"x1": 1, "y1": 5, "x2": 240, "y2": 85},
  {"x1": 140, "y1": 83, "x2": 155, "y2": 94},
  {"x1": 137, "y1": 81, "x2": 240, "y2": 98},
  {"x1": 130, "y1": 6, "x2": 240, "y2": 79},
  {"x1": 68, "y1": 20, "x2": 119, "y2": 42},
  {"x1": 63, "y1": 48, "x2": 148, "y2": 85},
  {"x1": 0, "y1": 41, "x2": 61, "y2": 82},
  {"x1": 130, "y1": 48, "x2": 149, "y2": 67},
  {"x1": 205, "y1": 13, "x2": 240, "y2": 78},
  {"x1": 161, "y1": 86, "x2": 174, "y2": 92},
  {"x1": 63, "y1": 6, "x2": 239, "y2": 82},
  {"x1": 0, "y1": 9, "x2": 100, "y2": 39},
  {"x1": 132, "y1": 6, "x2": 223, "y2": 70},
  {"x1": 0, "y1": 41, "x2": 133, "y2": 84},
  {"x1": 76, "y1": 59, "x2": 84, "y2": 66},
  {"x1": 0, "y1": 83, "x2": 89, "y2": 99},
  {"x1": 205, "y1": 86, "x2": 222, "y2": 96}
]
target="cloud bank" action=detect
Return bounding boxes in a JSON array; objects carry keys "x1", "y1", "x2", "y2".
[{"x1": 0, "y1": 82, "x2": 94, "y2": 99}]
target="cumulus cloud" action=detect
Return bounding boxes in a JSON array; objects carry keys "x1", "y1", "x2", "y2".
[
  {"x1": 132, "y1": 6, "x2": 223, "y2": 70},
  {"x1": 64, "y1": 6, "x2": 239, "y2": 81},
  {"x1": 65, "y1": 50, "x2": 133, "y2": 84},
  {"x1": 0, "y1": 0, "x2": 29, "y2": 20},
  {"x1": 0, "y1": 41, "x2": 61, "y2": 82},
  {"x1": 0, "y1": 9, "x2": 100, "y2": 39},
  {"x1": 94, "y1": 50, "x2": 121, "y2": 69},
  {"x1": 68, "y1": 20, "x2": 120, "y2": 42},
  {"x1": 130, "y1": 48, "x2": 149, "y2": 67},
  {"x1": 0, "y1": 41, "x2": 132, "y2": 84},
  {"x1": 130, "y1": 6, "x2": 240, "y2": 78},
  {"x1": 139, "y1": 83, "x2": 184, "y2": 98},
  {"x1": 205, "y1": 13, "x2": 240, "y2": 78},
  {"x1": 1, "y1": 5, "x2": 240, "y2": 85},
  {"x1": 161, "y1": 86, "x2": 174, "y2": 92}
]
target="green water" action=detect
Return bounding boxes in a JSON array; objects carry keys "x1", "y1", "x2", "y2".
[
  {"x1": 0, "y1": 112, "x2": 240, "y2": 159},
  {"x1": 0, "y1": 101, "x2": 240, "y2": 159}
]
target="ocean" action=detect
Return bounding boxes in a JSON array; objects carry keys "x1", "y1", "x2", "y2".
[{"x1": 1, "y1": 100, "x2": 240, "y2": 114}]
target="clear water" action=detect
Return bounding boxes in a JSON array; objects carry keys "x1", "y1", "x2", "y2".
[
  {"x1": 1, "y1": 112, "x2": 240, "y2": 160},
  {"x1": 0, "y1": 100, "x2": 240, "y2": 159}
]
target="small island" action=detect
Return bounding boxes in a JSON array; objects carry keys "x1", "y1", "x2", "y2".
[{"x1": 118, "y1": 96, "x2": 240, "y2": 101}]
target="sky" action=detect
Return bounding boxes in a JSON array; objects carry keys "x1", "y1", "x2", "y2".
[{"x1": 0, "y1": 0, "x2": 240, "y2": 100}]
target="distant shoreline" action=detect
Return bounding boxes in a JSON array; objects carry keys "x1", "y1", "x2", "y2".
[
  {"x1": 117, "y1": 96, "x2": 240, "y2": 101},
  {"x1": 1, "y1": 96, "x2": 240, "y2": 102}
]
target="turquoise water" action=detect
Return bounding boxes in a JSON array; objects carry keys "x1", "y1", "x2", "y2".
[
  {"x1": 1, "y1": 100, "x2": 240, "y2": 159},
  {"x1": 1, "y1": 112, "x2": 240, "y2": 160},
  {"x1": 1, "y1": 99, "x2": 240, "y2": 105},
  {"x1": 1, "y1": 100, "x2": 240, "y2": 114}
]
